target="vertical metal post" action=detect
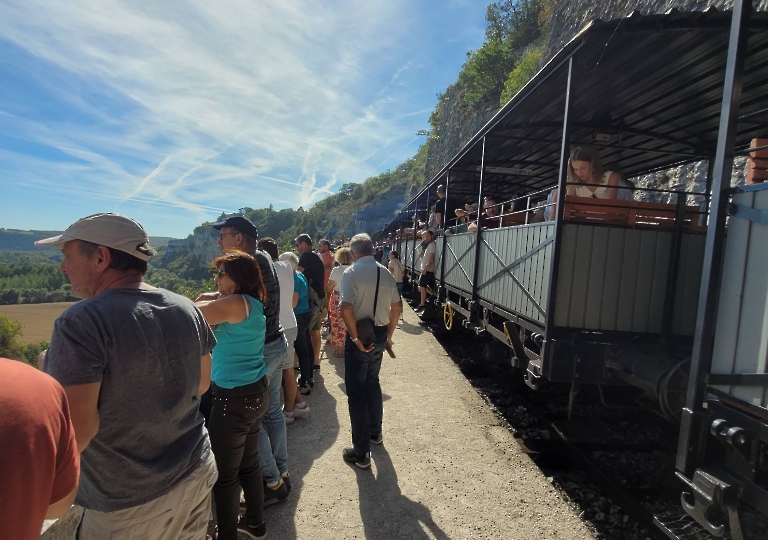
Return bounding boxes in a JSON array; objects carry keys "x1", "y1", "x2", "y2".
[
  {"x1": 701, "y1": 158, "x2": 716, "y2": 228},
  {"x1": 425, "y1": 189, "x2": 431, "y2": 231},
  {"x1": 676, "y1": 0, "x2": 751, "y2": 475},
  {"x1": 544, "y1": 56, "x2": 576, "y2": 340},
  {"x1": 661, "y1": 193, "x2": 687, "y2": 341},
  {"x1": 525, "y1": 195, "x2": 531, "y2": 224},
  {"x1": 439, "y1": 171, "x2": 450, "y2": 302},
  {"x1": 471, "y1": 137, "x2": 487, "y2": 307}
]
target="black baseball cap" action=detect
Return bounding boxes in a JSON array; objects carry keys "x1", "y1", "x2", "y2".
[{"x1": 212, "y1": 216, "x2": 258, "y2": 239}]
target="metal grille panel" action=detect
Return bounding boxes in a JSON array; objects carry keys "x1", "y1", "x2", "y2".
[
  {"x1": 442, "y1": 232, "x2": 476, "y2": 294},
  {"x1": 476, "y1": 223, "x2": 555, "y2": 324}
]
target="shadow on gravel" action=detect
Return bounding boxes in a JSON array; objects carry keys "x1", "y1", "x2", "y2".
[
  {"x1": 397, "y1": 320, "x2": 426, "y2": 336},
  {"x1": 354, "y1": 446, "x2": 450, "y2": 540},
  {"x1": 264, "y1": 363, "x2": 340, "y2": 539}
]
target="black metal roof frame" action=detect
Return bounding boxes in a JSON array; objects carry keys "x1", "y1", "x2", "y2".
[{"x1": 386, "y1": 8, "x2": 768, "y2": 229}]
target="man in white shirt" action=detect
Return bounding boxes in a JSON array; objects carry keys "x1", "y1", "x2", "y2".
[
  {"x1": 339, "y1": 233, "x2": 401, "y2": 469},
  {"x1": 416, "y1": 230, "x2": 436, "y2": 312}
]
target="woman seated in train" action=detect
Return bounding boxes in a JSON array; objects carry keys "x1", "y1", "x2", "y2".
[{"x1": 538, "y1": 146, "x2": 626, "y2": 221}]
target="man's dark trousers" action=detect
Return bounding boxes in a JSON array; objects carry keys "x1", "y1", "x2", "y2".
[{"x1": 344, "y1": 329, "x2": 387, "y2": 457}]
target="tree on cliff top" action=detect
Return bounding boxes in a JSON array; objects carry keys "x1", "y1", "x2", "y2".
[{"x1": 457, "y1": 0, "x2": 552, "y2": 110}]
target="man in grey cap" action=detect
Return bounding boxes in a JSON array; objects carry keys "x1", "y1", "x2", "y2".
[{"x1": 36, "y1": 213, "x2": 218, "y2": 540}]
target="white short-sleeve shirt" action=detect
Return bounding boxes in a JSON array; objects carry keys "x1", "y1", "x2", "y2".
[
  {"x1": 328, "y1": 264, "x2": 351, "y2": 292},
  {"x1": 273, "y1": 260, "x2": 297, "y2": 331},
  {"x1": 419, "y1": 242, "x2": 436, "y2": 272},
  {"x1": 340, "y1": 256, "x2": 400, "y2": 326}
]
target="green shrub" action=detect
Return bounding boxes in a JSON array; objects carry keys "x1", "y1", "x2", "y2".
[
  {"x1": 499, "y1": 43, "x2": 545, "y2": 106},
  {"x1": 0, "y1": 315, "x2": 48, "y2": 367}
]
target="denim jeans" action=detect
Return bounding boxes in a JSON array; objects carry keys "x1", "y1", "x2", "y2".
[
  {"x1": 295, "y1": 311, "x2": 314, "y2": 386},
  {"x1": 257, "y1": 334, "x2": 288, "y2": 484},
  {"x1": 208, "y1": 377, "x2": 268, "y2": 540},
  {"x1": 344, "y1": 330, "x2": 387, "y2": 456}
]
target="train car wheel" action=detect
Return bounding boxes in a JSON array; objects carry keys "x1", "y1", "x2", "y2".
[{"x1": 443, "y1": 303, "x2": 455, "y2": 331}]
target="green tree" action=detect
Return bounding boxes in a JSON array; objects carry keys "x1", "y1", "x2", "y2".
[
  {"x1": 499, "y1": 43, "x2": 545, "y2": 105},
  {"x1": 0, "y1": 316, "x2": 25, "y2": 361}
]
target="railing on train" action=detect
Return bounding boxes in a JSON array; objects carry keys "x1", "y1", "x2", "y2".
[{"x1": 433, "y1": 185, "x2": 709, "y2": 334}]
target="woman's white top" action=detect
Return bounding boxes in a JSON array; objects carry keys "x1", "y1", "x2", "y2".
[
  {"x1": 544, "y1": 172, "x2": 633, "y2": 221},
  {"x1": 388, "y1": 259, "x2": 405, "y2": 283},
  {"x1": 274, "y1": 260, "x2": 297, "y2": 330},
  {"x1": 573, "y1": 170, "x2": 617, "y2": 198},
  {"x1": 328, "y1": 264, "x2": 351, "y2": 292}
]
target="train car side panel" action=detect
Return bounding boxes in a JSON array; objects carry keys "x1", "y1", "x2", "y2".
[
  {"x1": 477, "y1": 224, "x2": 554, "y2": 325},
  {"x1": 712, "y1": 188, "x2": 768, "y2": 407}
]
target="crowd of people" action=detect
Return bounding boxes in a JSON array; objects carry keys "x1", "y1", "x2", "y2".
[
  {"x1": 0, "y1": 213, "x2": 401, "y2": 540},
  {"x1": 391, "y1": 146, "x2": 635, "y2": 241},
  {"x1": 0, "y1": 145, "x2": 634, "y2": 540}
]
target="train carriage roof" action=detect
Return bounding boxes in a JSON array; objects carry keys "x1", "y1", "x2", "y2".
[{"x1": 393, "y1": 8, "x2": 768, "y2": 221}]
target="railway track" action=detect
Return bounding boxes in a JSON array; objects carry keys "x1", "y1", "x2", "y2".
[{"x1": 411, "y1": 306, "x2": 721, "y2": 540}]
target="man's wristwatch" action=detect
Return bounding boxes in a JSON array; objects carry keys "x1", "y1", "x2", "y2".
[{"x1": 351, "y1": 337, "x2": 360, "y2": 343}]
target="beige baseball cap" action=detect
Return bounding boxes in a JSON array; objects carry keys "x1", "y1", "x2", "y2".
[{"x1": 35, "y1": 213, "x2": 155, "y2": 261}]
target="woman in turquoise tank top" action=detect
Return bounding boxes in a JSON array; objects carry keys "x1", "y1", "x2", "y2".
[{"x1": 196, "y1": 250, "x2": 269, "y2": 540}]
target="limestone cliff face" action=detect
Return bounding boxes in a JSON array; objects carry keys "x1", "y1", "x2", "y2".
[
  {"x1": 162, "y1": 237, "x2": 194, "y2": 265},
  {"x1": 543, "y1": 0, "x2": 743, "y2": 60},
  {"x1": 424, "y1": 0, "x2": 766, "y2": 192},
  {"x1": 424, "y1": 83, "x2": 499, "y2": 181},
  {"x1": 161, "y1": 227, "x2": 219, "y2": 270},
  {"x1": 192, "y1": 227, "x2": 220, "y2": 268}
]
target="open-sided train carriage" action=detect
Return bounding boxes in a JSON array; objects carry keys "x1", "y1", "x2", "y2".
[{"x1": 384, "y1": 4, "x2": 768, "y2": 538}]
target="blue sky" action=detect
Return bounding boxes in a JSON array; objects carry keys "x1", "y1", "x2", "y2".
[{"x1": 0, "y1": 0, "x2": 487, "y2": 238}]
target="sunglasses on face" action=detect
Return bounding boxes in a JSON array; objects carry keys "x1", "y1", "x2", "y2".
[
  {"x1": 218, "y1": 232, "x2": 239, "y2": 240},
  {"x1": 216, "y1": 269, "x2": 225, "y2": 278}
]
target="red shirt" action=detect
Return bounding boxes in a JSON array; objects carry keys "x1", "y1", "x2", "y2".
[{"x1": 0, "y1": 358, "x2": 80, "y2": 540}]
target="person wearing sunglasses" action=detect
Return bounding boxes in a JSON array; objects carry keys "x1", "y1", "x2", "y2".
[{"x1": 196, "y1": 251, "x2": 271, "y2": 540}]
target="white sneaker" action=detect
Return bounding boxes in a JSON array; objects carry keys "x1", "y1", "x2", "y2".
[
  {"x1": 293, "y1": 403, "x2": 310, "y2": 418},
  {"x1": 283, "y1": 410, "x2": 295, "y2": 424}
]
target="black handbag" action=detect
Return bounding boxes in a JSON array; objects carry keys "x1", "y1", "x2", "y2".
[{"x1": 355, "y1": 267, "x2": 380, "y2": 347}]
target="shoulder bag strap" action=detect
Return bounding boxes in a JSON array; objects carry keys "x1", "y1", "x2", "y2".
[{"x1": 373, "y1": 266, "x2": 380, "y2": 323}]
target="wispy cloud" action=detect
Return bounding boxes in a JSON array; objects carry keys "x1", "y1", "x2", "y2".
[{"x1": 0, "y1": 0, "x2": 487, "y2": 236}]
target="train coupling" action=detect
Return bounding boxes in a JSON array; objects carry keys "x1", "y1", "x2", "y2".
[
  {"x1": 525, "y1": 363, "x2": 541, "y2": 390},
  {"x1": 461, "y1": 318, "x2": 486, "y2": 335},
  {"x1": 676, "y1": 468, "x2": 745, "y2": 539}
]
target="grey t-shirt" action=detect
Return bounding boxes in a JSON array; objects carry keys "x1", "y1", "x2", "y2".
[{"x1": 44, "y1": 287, "x2": 216, "y2": 512}]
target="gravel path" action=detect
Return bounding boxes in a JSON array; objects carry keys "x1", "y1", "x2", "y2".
[{"x1": 265, "y1": 307, "x2": 596, "y2": 540}]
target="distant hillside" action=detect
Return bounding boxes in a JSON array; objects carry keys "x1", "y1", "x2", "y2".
[
  {"x1": 0, "y1": 229, "x2": 174, "y2": 251},
  {"x1": 0, "y1": 229, "x2": 64, "y2": 251}
]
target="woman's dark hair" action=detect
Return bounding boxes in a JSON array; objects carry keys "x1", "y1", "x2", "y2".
[
  {"x1": 389, "y1": 250, "x2": 400, "y2": 260},
  {"x1": 78, "y1": 240, "x2": 148, "y2": 275},
  {"x1": 214, "y1": 250, "x2": 267, "y2": 302},
  {"x1": 257, "y1": 237, "x2": 279, "y2": 261}
]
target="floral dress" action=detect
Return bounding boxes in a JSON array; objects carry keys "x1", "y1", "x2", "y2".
[{"x1": 328, "y1": 264, "x2": 351, "y2": 350}]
